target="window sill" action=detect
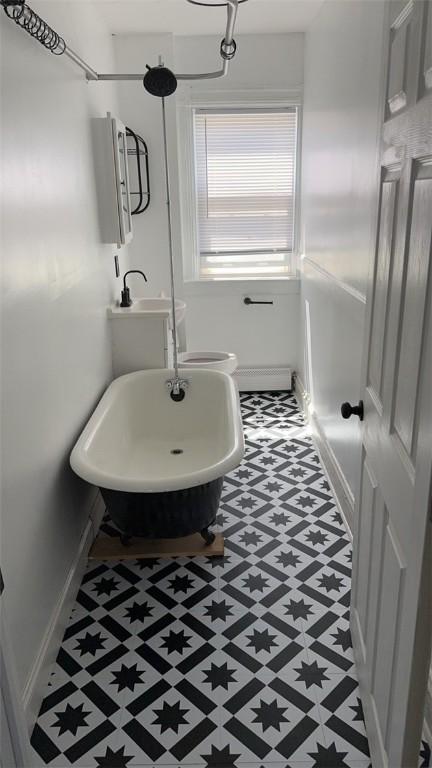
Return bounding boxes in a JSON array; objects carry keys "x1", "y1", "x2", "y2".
[{"x1": 183, "y1": 276, "x2": 300, "y2": 297}]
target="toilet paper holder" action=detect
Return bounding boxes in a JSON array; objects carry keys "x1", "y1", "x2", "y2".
[{"x1": 243, "y1": 297, "x2": 274, "y2": 306}]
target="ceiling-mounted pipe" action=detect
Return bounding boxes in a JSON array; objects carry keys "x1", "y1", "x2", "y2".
[
  {"x1": 65, "y1": 47, "x2": 98, "y2": 81},
  {"x1": 1, "y1": 0, "x2": 245, "y2": 83},
  {"x1": 177, "y1": 60, "x2": 229, "y2": 81},
  {"x1": 99, "y1": 60, "x2": 229, "y2": 83},
  {"x1": 221, "y1": 0, "x2": 238, "y2": 46},
  {"x1": 99, "y1": 0, "x2": 242, "y2": 83}
]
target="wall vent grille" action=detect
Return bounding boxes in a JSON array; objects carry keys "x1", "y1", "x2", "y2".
[{"x1": 234, "y1": 366, "x2": 292, "y2": 392}]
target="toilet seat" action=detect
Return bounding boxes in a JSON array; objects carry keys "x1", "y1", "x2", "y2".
[{"x1": 178, "y1": 351, "x2": 238, "y2": 375}]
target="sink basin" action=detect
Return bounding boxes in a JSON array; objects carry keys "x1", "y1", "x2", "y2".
[
  {"x1": 133, "y1": 298, "x2": 186, "y2": 325},
  {"x1": 109, "y1": 297, "x2": 186, "y2": 326}
]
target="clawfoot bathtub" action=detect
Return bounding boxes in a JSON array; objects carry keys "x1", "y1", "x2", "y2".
[{"x1": 70, "y1": 368, "x2": 244, "y2": 544}]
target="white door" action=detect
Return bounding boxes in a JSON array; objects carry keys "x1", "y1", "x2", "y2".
[{"x1": 350, "y1": 1, "x2": 432, "y2": 767}]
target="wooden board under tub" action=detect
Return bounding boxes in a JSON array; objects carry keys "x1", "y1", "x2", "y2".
[{"x1": 89, "y1": 532, "x2": 224, "y2": 560}]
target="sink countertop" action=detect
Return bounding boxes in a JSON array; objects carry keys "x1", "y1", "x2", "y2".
[
  {"x1": 108, "y1": 304, "x2": 171, "y2": 319},
  {"x1": 108, "y1": 297, "x2": 186, "y2": 323}
]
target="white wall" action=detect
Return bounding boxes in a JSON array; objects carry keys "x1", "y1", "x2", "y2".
[
  {"x1": 114, "y1": 32, "x2": 303, "y2": 369},
  {"x1": 176, "y1": 33, "x2": 303, "y2": 369},
  {"x1": 174, "y1": 32, "x2": 303, "y2": 92},
  {"x1": 300, "y1": 0, "x2": 386, "y2": 521},
  {"x1": 113, "y1": 34, "x2": 184, "y2": 302},
  {"x1": 0, "y1": 1, "x2": 125, "y2": 701},
  {"x1": 183, "y1": 280, "x2": 299, "y2": 369}
]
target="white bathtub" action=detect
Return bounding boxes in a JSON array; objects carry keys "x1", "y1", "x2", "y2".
[{"x1": 70, "y1": 368, "x2": 244, "y2": 494}]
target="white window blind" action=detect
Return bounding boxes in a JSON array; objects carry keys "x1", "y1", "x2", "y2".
[{"x1": 194, "y1": 108, "x2": 298, "y2": 279}]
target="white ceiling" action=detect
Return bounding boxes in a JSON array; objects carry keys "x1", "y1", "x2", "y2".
[{"x1": 90, "y1": 0, "x2": 324, "y2": 36}]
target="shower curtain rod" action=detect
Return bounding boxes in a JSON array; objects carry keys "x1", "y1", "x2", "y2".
[{"x1": 1, "y1": 0, "x2": 240, "y2": 82}]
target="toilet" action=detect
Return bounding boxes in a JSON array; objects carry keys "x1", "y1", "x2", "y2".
[{"x1": 178, "y1": 350, "x2": 238, "y2": 376}]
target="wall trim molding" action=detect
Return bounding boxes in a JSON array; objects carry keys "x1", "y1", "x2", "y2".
[
  {"x1": 183, "y1": 278, "x2": 300, "y2": 297},
  {"x1": 294, "y1": 372, "x2": 312, "y2": 417},
  {"x1": 295, "y1": 375, "x2": 354, "y2": 535},
  {"x1": 22, "y1": 493, "x2": 105, "y2": 730},
  {"x1": 177, "y1": 86, "x2": 303, "y2": 108},
  {"x1": 301, "y1": 256, "x2": 367, "y2": 305}
]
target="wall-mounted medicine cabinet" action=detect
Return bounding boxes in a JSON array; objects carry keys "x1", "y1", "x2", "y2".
[{"x1": 95, "y1": 112, "x2": 133, "y2": 248}]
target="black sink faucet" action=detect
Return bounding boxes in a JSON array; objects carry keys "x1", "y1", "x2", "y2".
[{"x1": 120, "y1": 270, "x2": 148, "y2": 307}]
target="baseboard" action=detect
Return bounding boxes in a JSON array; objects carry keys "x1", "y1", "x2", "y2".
[
  {"x1": 295, "y1": 375, "x2": 355, "y2": 535},
  {"x1": 235, "y1": 366, "x2": 292, "y2": 392},
  {"x1": 22, "y1": 492, "x2": 105, "y2": 730},
  {"x1": 294, "y1": 373, "x2": 312, "y2": 419}
]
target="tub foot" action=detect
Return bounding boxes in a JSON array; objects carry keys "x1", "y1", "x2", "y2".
[
  {"x1": 200, "y1": 527, "x2": 216, "y2": 546},
  {"x1": 120, "y1": 533, "x2": 132, "y2": 547}
]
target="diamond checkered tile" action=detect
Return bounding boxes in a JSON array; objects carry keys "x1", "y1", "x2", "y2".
[{"x1": 31, "y1": 392, "x2": 428, "y2": 767}]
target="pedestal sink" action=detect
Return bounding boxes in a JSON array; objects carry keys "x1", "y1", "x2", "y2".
[
  {"x1": 109, "y1": 297, "x2": 186, "y2": 328},
  {"x1": 108, "y1": 297, "x2": 187, "y2": 377}
]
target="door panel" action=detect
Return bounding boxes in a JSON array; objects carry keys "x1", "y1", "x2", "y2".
[
  {"x1": 355, "y1": 460, "x2": 376, "y2": 643},
  {"x1": 393, "y1": 159, "x2": 432, "y2": 456},
  {"x1": 387, "y1": 1, "x2": 425, "y2": 115},
  {"x1": 387, "y1": 1, "x2": 414, "y2": 114},
  {"x1": 368, "y1": 170, "x2": 399, "y2": 403},
  {"x1": 421, "y1": 0, "x2": 432, "y2": 91},
  {"x1": 373, "y1": 522, "x2": 406, "y2": 744},
  {"x1": 364, "y1": 496, "x2": 387, "y2": 688},
  {"x1": 351, "y1": 2, "x2": 432, "y2": 766},
  {"x1": 387, "y1": 24, "x2": 408, "y2": 113}
]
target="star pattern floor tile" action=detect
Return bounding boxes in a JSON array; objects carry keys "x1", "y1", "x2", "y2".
[{"x1": 30, "y1": 392, "x2": 430, "y2": 768}]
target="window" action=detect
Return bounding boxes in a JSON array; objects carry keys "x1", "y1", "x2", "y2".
[{"x1": 193, "y1": 108, "x2": 298, "y2": 279}]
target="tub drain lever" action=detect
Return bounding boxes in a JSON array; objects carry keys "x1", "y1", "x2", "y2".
[{"x1": 166, "y1": 376, "x2": 189, "y2": 402}]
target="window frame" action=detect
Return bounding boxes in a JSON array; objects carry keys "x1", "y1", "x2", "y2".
[{"x1": 177, "y1": 92, "x2": 302, "y2": 283}]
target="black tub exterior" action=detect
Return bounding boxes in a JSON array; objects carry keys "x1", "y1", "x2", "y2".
[{"x1": 100, "y1": 477, "x2": 223, "y2": 541}]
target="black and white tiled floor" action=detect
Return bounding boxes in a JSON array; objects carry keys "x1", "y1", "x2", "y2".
[{"x1": 31, "y1": 392, "x2": 430, "y2": 768}]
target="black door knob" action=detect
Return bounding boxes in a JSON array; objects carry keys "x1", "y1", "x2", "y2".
[{"x1": 341, "y1": 400, "x2": 364, "y2": 421}]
